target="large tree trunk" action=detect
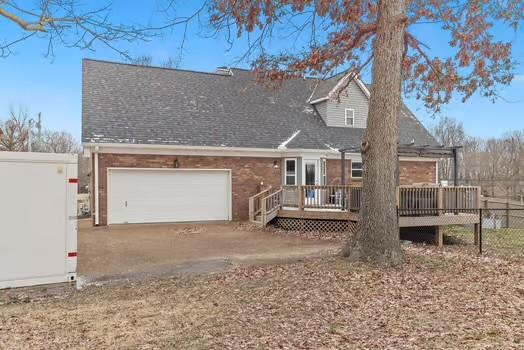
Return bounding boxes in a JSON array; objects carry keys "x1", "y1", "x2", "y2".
[{"x1": 343, "y1": 0, "x2": 407, "y2": 265}]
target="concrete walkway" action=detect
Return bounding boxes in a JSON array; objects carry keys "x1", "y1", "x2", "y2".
[{"x1": 78, "y1": 220, "x2": 340, "y2": 283}]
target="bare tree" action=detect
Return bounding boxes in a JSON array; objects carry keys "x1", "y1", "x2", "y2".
[
  {"x1": 129, "y1": 54, "x2": 180, "y2": 68},
  {"x1": 433, "y1": 119, "x2": 524, "y2": 199},
  {"x1": 0, "y1": 106, "x2": 29, "y2": 151},
  {"x1": 0, "y1": 1, "x2": 210, "y2": 60},
  {"x1": 432, "y1": 117, "x2": 467, "y2": 182},
  {"x1": 0, "y1": 0, "x2": 160, "y2": 58},
  {"x1": 41, "y1": 130, "x2": 80, "y2": 154},
  {"x1": 130, "y1": 55, "x2": 154, "y2": 66},
  {"x1": 0, "y1": 107, "x2": 79, "y2": 154}
]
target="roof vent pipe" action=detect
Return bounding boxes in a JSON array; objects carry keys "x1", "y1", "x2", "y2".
[{"x1": 215, "y1": 67, "x2": 234, "y2": 76}]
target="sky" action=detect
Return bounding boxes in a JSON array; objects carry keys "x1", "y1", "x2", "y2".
[{"x1": 0, "y1": 1, "x2": 523, "y2": 143}]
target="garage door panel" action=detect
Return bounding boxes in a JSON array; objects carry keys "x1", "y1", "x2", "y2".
[{"x1": 108, "y1": 169, "x2": 230, "y2": 224}]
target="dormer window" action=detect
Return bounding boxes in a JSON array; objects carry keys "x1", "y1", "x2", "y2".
[{"x1": 345, "y1": 109, "x2": 355, "y2": 126}]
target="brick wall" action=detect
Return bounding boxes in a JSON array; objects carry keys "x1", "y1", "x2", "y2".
[
  {"x1": 94, "y1": 153, "x2": 281, "y2": 225},
  {"x1": 92, "y1": 153, "x2": 436, "y2": 225},
  {"x1": 326, "y1": 159, "x2": 354, "y2": 185},
  {"x1": 326, "y1": 159, "x2": 436, "y2": 185},
  {"x1": 399, "y1": 161, "x2": 436, "y2": 185}
]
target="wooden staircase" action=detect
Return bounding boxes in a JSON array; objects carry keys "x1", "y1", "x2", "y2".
[{"x1": 248, "y1": 187, "x2": 283, "y2": 227}]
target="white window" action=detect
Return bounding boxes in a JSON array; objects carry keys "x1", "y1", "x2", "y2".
[
  {"x1": 284, "y1": 158, "x2": 297, "y2": 185},
  {"x1": 351, "y1": 161, "x2": 363, "y2": 178},
  {"x1": 345, "y1": 108, "x2": 355, "y2": 126}
]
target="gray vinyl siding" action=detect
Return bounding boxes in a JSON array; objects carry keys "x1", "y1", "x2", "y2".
[
  {"x1": 314, "y1": 100, "x2": 328, "y2": 124},
  {"x1": 325, "y1": 81, "x2": 368, "y2": 128}
]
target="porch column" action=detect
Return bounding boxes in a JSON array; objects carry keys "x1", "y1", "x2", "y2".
[
  {"x1": 453, "y1": 147, "x2": 458, "y2": 186},
  {"x1": 340, "y1": 151, "x2": 346, "y2": 186}
]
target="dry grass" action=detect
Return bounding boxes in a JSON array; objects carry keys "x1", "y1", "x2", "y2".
[{"x1": 1, "y1": 246, "x2": 523, "y2": 349}]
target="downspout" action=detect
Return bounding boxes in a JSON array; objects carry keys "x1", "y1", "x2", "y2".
[
  {"x1": 94, "y1": 146, "x2": 100, "y2": 226},
  {"x1": 340, "y1": 151, "x2": 346, "y2": 211}
]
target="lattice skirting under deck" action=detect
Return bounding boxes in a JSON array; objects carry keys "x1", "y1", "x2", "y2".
[{"x1": 273, "y1": 217, "x2": 359, "y2": 233}]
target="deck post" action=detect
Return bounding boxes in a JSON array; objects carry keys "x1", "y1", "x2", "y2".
[
  {"x1": 248, "y1": 197, "x2": 254, "y2": 222},
  {"x1": 299, "y1": 186, "x2": 304, "y2": 211},
  {"x1": 340, "y1": 151, "x2": 346, "y2": 186},
  {"x1": 260, "y1": 197, "x2": 267, "y2": 227},
  {"x1": 437, "y1": 187, "x2": 443, "y2": 215},
  {"x1": 435, "y1": 225, "x2": 443, "y2": 248},
  {"x1": 340, "y1": 151, "x2": 346, "y2": 211}
]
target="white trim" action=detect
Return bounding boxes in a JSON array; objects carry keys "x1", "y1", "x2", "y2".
[
  {"x1": 0, "y1": 275, "x2": 76, "y2": 290},
  {"x1": 351, "y1": 160, "x2": 363, "y2": 179},
  {"x1": 344, "y1": 108, "x2": 355, "y2": 126},
  {"x1": 284, "y1": 158, "x2": 297, "y2": 186},
  {"x1": 106, "y1": 167, "x2": 233, "y2": 224},
  {"x1": 309, "y1": 73, "x2": 371, "y2": 105},
  {"x1": 0, "y1": 151, "x2": 76, "y2": 164},
  {"x1": 278, "y1": 130, "x2": 301, "y2": 150},
  {"x1": 94, "y1": 151, "x2": 100, "y2": 226},
  {"x1": 83, "y1": 143, "x2": 440, "y2": 163},
  {"x1": 354, "y1": 77, "x2": 371, "y2": 98},
  {"x1": 303, "y1": 158, "x2": 321, "y2": 185},
  {"x1": 309, "y1": 96, "x2": 329, "y2": 104},
  {"x1": 83, "y1": 142, "x2": 357, "y2": 159}
]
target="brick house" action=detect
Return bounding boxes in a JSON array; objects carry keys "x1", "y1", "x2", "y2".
[{"x1": 82, "y1": 59, "x2": 439, "y2": 226}]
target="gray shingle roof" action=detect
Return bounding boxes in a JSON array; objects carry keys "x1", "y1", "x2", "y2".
[{"x1": 82, "y1": 59, "x2": 437, "y2": 150}]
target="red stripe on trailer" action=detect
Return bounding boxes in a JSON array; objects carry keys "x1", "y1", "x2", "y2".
[
  {"x1": 68, "y1": 178, "x2": 78, "y2": 184},
  {"x1": 67, "y1": 252, "x2": 77, "y2": 257}
]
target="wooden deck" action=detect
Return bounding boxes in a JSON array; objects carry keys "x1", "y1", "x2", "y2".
[
  {"x1": 249, "y1": 185, "x2": 482, "y2": 229},
  {"x1": 278, "y1": 208, "x2": 361, "y2": 222}
]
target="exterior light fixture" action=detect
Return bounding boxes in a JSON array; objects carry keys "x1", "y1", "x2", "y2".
[
  {"x1": 273, "y1": 160, "x2": 279, "y2": 169},
  {"x1": 174, "y1": 158, "x2": 180, "y2": 168}
]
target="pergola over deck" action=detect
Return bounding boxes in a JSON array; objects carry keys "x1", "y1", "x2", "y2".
[
  {"x1": 249, "y1": 144, "x2": 481, "y2": 247},
  {"x1": 338, "y1": 144, "x2": 462, "y2": 186}
]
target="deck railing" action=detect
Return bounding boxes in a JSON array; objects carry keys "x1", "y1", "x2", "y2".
[
  {"x1": 397, "y1": 186, "x2": 481, "y2": 216},
  {"x1": 281, "y1": 185, "x2": 361, "y2": 211},
  {"x1": 260, "y1": 189, "x2": 283, "y2": 226},
  {"x1": 249, "y1": 185, "x2": 481, "y2": 225},
  {"x1": 248, "y1": 187, "x2": 272, "y2": 222}
]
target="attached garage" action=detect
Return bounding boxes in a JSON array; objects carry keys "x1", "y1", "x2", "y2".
[{"x1": 107, "y1": 168, "x2": 231, "y2": 224}]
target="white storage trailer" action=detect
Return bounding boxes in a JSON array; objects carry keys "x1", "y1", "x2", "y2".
[{"x1": 0, "y1": 152, "x2": 77, "y2": 289}]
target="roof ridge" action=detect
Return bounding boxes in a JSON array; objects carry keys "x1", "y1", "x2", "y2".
[{"x1": 82, "y1": 58, "x2": 236, "y2": 77}]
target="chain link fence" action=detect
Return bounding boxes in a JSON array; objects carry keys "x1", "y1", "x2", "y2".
[
  {"x1": 480, "y1": 208, "x2": 524, "y2": 258},
  {"x1": 399, "y1": 208, "x2": 524, "y2": 258}
]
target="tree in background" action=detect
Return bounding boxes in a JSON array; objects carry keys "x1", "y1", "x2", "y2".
[
  {"x1": 0, "y1": 106, "x2": 29, "y2": 151},
  {"x1": 0, "y1": 106, "x2": 79, "y2": 154},
  {"x1": 431, "y1": 116, "x2": 467, "y2": 182},
  {"x1": 202, "y1": 0, "x2": 523, "y2": 265},
  {"x1": 432, "y1": 116, "x2": 524, "y2": 200},
  {"x1": 130, "y1": 55, "x2": 180, "y2": 68}
]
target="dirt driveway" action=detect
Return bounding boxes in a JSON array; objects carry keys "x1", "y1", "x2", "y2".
[{"x1": 78, "y1": 220, "x2": 339, "y2": 282}]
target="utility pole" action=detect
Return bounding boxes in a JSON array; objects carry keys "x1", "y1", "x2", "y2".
[{"x1": 36, "y1": 112, "x2": 42, "y2": 142}]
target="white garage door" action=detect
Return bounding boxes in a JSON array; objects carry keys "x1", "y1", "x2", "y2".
[{"x1": 108, "y1": 168, "x2": 231, "y2": 224}]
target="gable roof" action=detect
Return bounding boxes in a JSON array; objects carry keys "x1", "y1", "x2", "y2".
[{"x1": 82, "y1": 59, "x2": 438, "y2": 151}]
